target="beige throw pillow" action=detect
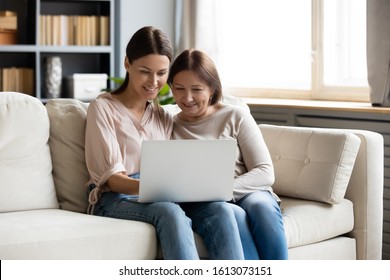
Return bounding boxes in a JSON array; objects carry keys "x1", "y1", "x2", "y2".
[
  {"x1": 260, "y1": 124, "x2": 361, "y2": 204},
  {"x1": 46, "y1": 99, "x2": 90, "y2": 213}
]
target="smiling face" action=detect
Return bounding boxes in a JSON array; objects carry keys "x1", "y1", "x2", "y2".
[
  {"x1": 126, "y1": 54, "x2": 170, "y2": 101},
  {"x1": 171, "y1": 70, "x2": 215, "y2": 122}
]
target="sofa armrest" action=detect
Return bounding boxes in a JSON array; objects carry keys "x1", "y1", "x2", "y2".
[{"x1": 344, "y1": 129, "x2": 384, "y2": 260}]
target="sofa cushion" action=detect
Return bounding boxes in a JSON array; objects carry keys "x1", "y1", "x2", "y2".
[
  {"x1": 46, "y1": 99, "x2": 90, "y2": 213},
  {"x1": 288, "y1": 237, "x2": 356, "y2": 260},
  {"x1": 0, "y1": 92, "x2": 59, "y2": 212},
  {"x1": 281, "y1": 196, "x2": 354, "y2": 248},
  {"x1": 0, "y1": 209, "x2": 157, "y2": 259},
  {"x1": 260, "y1": 124, "x2": 361, "y2": 204}
]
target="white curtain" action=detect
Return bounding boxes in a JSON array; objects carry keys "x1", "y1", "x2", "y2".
[
  {"x1": 367, "y1": 0, "x2": 390, "y2": 106},
  {"x1": 174, "y1": 0, "x2": 220, "y2": 61}
]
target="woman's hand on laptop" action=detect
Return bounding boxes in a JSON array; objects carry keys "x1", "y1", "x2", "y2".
[{"x1": 107, "y1": 173, "x2": 140, "y2": 195}]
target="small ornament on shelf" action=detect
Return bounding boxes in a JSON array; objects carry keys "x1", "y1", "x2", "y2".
[
  {"x1": 43, "y1": 56, "x2": 62, "y2": 99},
  {"x1": 0, "y1": 10, "x2": 17, "y2": 45}
]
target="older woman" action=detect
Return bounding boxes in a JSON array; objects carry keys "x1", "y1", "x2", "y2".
[{"x1": 168, "y1": 49, "x2": 288, "y2": 260}]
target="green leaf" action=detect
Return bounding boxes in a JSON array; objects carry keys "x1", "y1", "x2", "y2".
[
  {"x1": 159, "y1": 96, "x2": 175, "y2": 105},
  {"x1": 159, "y1": 84, "x2": 171, "y2": 96},
  {"x1": 108, "y1": 76, "x2": 124, "y2": 85}
]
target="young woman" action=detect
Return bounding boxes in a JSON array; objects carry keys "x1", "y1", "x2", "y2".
[
  {"x1": 84, "y1": 27, "x2": 244, "y2": 260},
  {"x1": 168, "y1": 49, "x2": 289, "y2": 260}
]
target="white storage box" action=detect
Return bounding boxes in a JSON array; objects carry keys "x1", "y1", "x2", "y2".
[{"x1": 66, "y1": 73, "x2": 108, "y2": 100}]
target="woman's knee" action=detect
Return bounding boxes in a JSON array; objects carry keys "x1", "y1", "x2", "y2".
[
  {"x1": 210, "y1": 202, "x2": 236, "y2": 219},
  {"x1": 152, "y1": 202, "x2": 189, "y2": 221},
  {"x1": 230, "y1": 203, "x2": 247, "y2": 221},
  {"x1": 243, "y1": 192, "x2": 279, "y2": 211}
]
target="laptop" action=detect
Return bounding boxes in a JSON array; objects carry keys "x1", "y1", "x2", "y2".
[{"x1": 138, "y1": 139, "x2": 236, "y2": 203}]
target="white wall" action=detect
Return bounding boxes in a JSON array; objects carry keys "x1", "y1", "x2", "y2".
[{"x1": 114, "y1": 0, "x2": 176, "y2": 78}]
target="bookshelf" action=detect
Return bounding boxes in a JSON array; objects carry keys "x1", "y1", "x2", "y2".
[{"x1": 0, "y1": 0, "x2": 114, "y2": 101}]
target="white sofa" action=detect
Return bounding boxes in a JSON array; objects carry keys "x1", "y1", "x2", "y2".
[{"x1": 0, "y1": 92, "x2": 384, "y2": 260}]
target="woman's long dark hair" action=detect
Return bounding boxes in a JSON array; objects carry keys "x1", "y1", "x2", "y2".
[
  {"x1": 167, "y1": 49, "x2": 222, "y2": 105},
  {"x1": 112, "y1": 26, "x2": 173, "y2": 94}
]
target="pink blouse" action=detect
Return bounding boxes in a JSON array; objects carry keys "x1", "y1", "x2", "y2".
[{"x1": 85, "y1": 92, "x2": 173, "y2": 188}]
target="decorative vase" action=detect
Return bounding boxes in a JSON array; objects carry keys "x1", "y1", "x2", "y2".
[{"x1": 43, "y1": 56, "x2": 62, "y2": 98}]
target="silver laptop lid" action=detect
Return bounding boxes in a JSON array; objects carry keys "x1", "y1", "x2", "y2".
[{"x1": 138, "y1": 139, "x2": 236, "y2": 203}]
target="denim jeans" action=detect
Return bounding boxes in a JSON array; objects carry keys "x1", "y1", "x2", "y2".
[
  {"x1": 229, "y1": 203, "x2": 259, "y2": 259},
  {"x1": 91, "y1": 174, "x2": 244, "y2": 260},
  {"x1": 231, "y1": 190, "x2": 289, "y2": 260},
  {"x1": 179, "y1": 202, "x2": 244, "y2": 260}
]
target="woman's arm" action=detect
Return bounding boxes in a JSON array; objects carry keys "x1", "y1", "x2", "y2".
[
  {"x1": 233, "y1": 109, "x2": 275, "y2": 200},
  {"x1": 107, "y1": 172, "x2": 140, "y2": 195},
  {"x1": 85, "y1": 99, "x2": 128, "y2": 187}
]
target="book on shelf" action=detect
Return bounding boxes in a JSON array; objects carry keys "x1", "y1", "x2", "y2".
[
  {"x1": 0, "y1": 67, "x2": 34, "y2": 96},
  {"x1": 100, "y1": 16, "x2": 109, "y2": 45},
  {"x1": 40, "y1": 14, "x2": 109, "y2": 46}
]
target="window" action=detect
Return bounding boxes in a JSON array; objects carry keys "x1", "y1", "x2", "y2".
[{"x1": 214, "y1": 0, "x2": 368, "y2": 102}]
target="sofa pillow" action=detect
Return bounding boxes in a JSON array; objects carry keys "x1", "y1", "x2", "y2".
[
  {"x1": 46, "y1": 99, "x2": 90, "y2": 213},
  {"x1": 0, "y1": 92, "x2": 59, "y2": 212},
  {"x1": 259, "y1": 124, "x2": 361, "y2": 204}
]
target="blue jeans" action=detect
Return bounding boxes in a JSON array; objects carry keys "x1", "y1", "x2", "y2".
[
  {"x1": 91, "y1": 174, "x2": 244, "y2": 260},
  {"x1": 231, "y1": 191, "x2": 288, "y2": 260},
  {"x1": 179, "y1": 202, "x2": 244, "y2": 260}
]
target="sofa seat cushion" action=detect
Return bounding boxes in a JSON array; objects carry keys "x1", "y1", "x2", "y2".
[
  {"x1": 288, "y1": 237, "x2": 356, "y2": 260},
  {"x1": 260, "y1": 124, "x2": 361, "y2": 204},
  {"x1": 0, "y1": 209, "x2": 157, "y2": 259},
  {"x1": 0, "y1": 92, "x2": 59, "y2": 212},
  {"x1": 281, "y1": 196, "x2": 354, "y2": 248}
]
